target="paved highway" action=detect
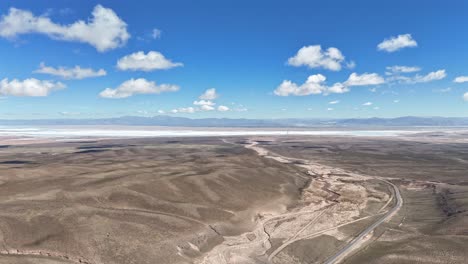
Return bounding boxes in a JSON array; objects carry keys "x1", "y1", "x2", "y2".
[{"x1": 322, "y1": 179, "x2": 403, "y2": 264}]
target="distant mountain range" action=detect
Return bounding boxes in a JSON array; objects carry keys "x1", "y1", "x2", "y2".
[{"x1": 0, "y1": 116, "x2": 467, "y2": 127}]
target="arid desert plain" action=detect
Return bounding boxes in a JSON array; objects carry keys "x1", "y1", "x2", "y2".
[{"x1": 0, "y1": 130, "x2": 467, "y2": 264}]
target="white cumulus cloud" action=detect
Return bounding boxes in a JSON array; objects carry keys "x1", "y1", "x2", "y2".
[
  {"x1": 193, "y1": 100, "x2": 215, "y2": 106},
  {"x1": 329, "y1": 100, "x2": 340, "y2": 104},
  {"x1": 327, "y1": 83, "x2": 350, "y2": 94},
  {"x1": 217, "y1": 105, "x2": 229, "y2": 112},
  {"x1": 34, "y1": 62, "x2": 106, "y2": 79},
  {"x1": 0, "y1": 5, "x2": 130, "y2": 52},
  {"x1": 377, "y1": 34, "x2": 417, "y2": 52},
  {"x1": 170, "y1": 88, "x2": 231, "y2": 113},
  {"x1": 454, "y1": 76, "x2": 468, "y2": 83},
  {"x1": 274, "y1": 74, "x2": 328, "y2": 96},
  {"x1": 117, "y1": 51, "x2": 182, "y2": 71},
  {"x1": 200, "y1": 105, "x2": 215, "y2": 111},
  {"x1": 0, "y1": 78, "x2": 65, "y2": 96},
  {"x1": 199, "y1": 88, "x2": 219, "y2": 100},
  {"x1": 463, "y1": 92, "x2": 468, "y2": 102},
  {"x1": 345, "y1": 72, "x2": 385, "y2": 86},
  {"x1": 99, "y1": 78, "x2": 179, "y2": 99},
  {"x1": 362, "y1": 102, "x2": 373, "y2": 106},
  {"x1": 274, "y1": 72, "x2": 383, "y2": 97},
  {"x1": 287, "y1": 45, "x2": 345, "y2": 71}
]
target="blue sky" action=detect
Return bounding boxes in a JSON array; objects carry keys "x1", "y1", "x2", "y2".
[{"x1": 0, "y1": 0, "x2": 467, "y2": 119}]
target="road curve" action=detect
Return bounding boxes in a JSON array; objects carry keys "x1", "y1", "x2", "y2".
[
  {"x1": 241, "y1": 139, "x2": 403, "y2": 264},
  {"x1": 323, "y1": 179, "x2": 403, "y2": 264}
]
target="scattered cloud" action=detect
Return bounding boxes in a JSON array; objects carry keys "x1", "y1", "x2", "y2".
[
  {"x1": 274, "y1": 74, "x2": 328, "y2": 96},
  {"x1": 200, "y1": 105, "x2": 215, "y2": 111},
  {"x1": 170, "y1": 88, "x2": 229, "y2": 113},
  {"x1": 369, "y1": 87, "x2": 377, "y2": 92},
  {"x1": 377, "y1": 34, "x2": 417, "y2": 52},
  {"x1": 171, "y1": 107, "x2": 195, "y2": 114},
  {"x1": 235, "y1": 107, "x2": 248, "y2": 112},
  {"x1": 382, "y1": 90, "x2": 398, "y2": 95},
  {"x1": 287, "y1": 45, "x2": 346, "y2": 71},
  {"x1": 393, "y1": 99, "x2": 400, "y2": 103},
  {"x1": 346, "y1": 61, "x2": 356, "y2": 69},
  {"x1": 410, "y1": 69, "x2": 446, "y2": 83},
  {"x1": 151, "y1": 28, "x2": 162, "y2": 39},
  {"x1": 231, "y1": 103, "x2": 248, "y2": 112},
  {"x1": 386, "y1": 69, "x2": 447, "y2": 84},
  {"x1": 433, "y1": 87, "x2": 452, "y2": 93},
  {"x1": 385, "y1": 65, "x2": 421, "y2": 75},
  {"x1": 345, "y1": 72, "x2": 385, "y2": 86},
  {"x1": 454, "y1": 76, "x2": 468, "y2": 83},
  {"x1": 34, "y1": 62, "x2": 106, "y2": 79},
  {"x1": 328, "y1": 100, "x2": 340, "y2": 104},
  {"x1": 136, "y1": 110, "x2": 149, "y2": 115},
  {"x1": 59, "y1": 111, "x2": 80, "y2": 116},
  {"x1": 327, "y1": 83, "x2": 349, "y2": 94},
  {"x1": 157, "y1": 110, "x2": 165, "y2": 114},
  {"x1": 199, "y1": 88, "x2": 219, "y2": 100},
  {"x1": 193, "y1": 100, "x2": 215, "y2": 106},
  {"x1": 57, "y1": 8, "x2": 73, "y2": 16},
  {"x1": 99, "y1": 78, "x2": 179, "y2": 99},
  {"x1": 194, "y1": 93, "x2": 216, "y2": 111},
  {"x1": 0, "y1": 78, "x2": 65, "y2": 96},
  {"x1": 117, "y1": 51, "x2": 183, "y2": 71},
  {"x1": 218, "y1": 105, "x2": 230, "y2": 111},
  {"x1": 327, "y1": 108, "x2": 334, "y2": 111},
  {"x1": 362, "y1": 102, "x2": 373, "y2": 106},
  {"x1": 373, "y1": 106, "x2": 380, "y2": 110},
  {"x1": 464, "y1": 92, "x2": 468, "y2": 102},
  {"x1": 274, "y1": 72, "x2": 384, "y2": 96},
  {"x1": 0, "y1": 5, "x2": 130, "y2": 52}
]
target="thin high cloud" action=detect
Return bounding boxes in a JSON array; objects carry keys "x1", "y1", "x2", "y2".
[
  {"x1": 0, "y1": 5, "x2": 130, "y2": 52},
  {"x1": 34, "y1": 63, "x2": 106, "y2": 80},
  {"x1": 0, "y1": 78, "x2": 65, "y2": 96},
  {"x1": 151, "y1": 28, "x2": 162, "y2": 39},
  {"x1": 377, "y1": 34, "x2": 417, "y2": 52},
  {"x1": 99, "y1": 78, "x2": 179, "y2": 99},
  {"x1": 117, "y1": 51, "x2": 183, "y2": 71},
  {"x1": 411, "y1": 70, "x2": 447, "y2": 83},
  {"x1": 386, "y1": 69, "x2": 447, "y2": 84},
  {"x1": 385, "y1": 65, "x2": 421, "y2": 75}
]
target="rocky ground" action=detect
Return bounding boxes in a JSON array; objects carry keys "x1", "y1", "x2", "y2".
[{"x1": 0, "y1": 135, "x2": 466, "y2": 263}]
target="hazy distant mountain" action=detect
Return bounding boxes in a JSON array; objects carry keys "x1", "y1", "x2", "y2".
[
  {"x1": 0, "y1": 116, "x2": 467, "y2": 127},
  {"x1": 337, "y1": 116, "x2": 468, "y2": 126}
]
